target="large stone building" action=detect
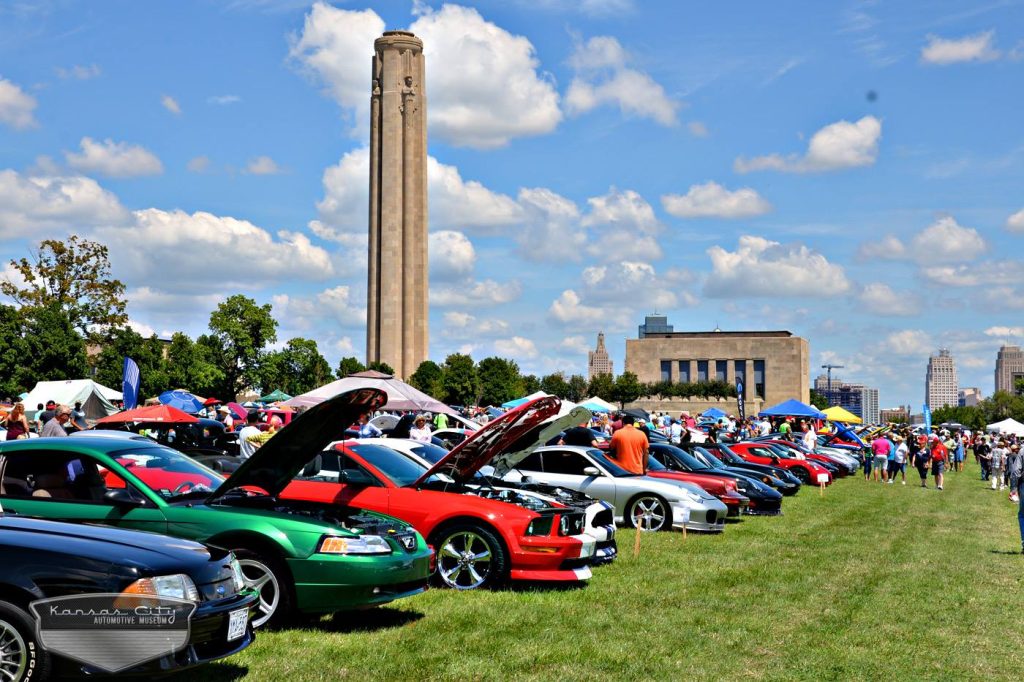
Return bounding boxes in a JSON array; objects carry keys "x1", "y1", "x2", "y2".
[
  {"x1": 814, "y1": 374, "x2": 880, "y2": 423},
  {"x1": 366, "y1": 31, "x2": 428, "y2": 379},
  {"x1": 638, "y1": 314, "x2": 673, "y2": 338},
  {"x1": 925, "y1": 348, "x2": 958, "y2": 410},
  {"x1": 958, "y1": 387, "x2": 983, "y2": 407},
  {"x1": 880, "y1": 406, "x2": 911, "y2": 423},
  {"x1": 624, "y1": 326, "x2": 810, "y2": 408},
  {"x1": 587, "y1": 332, "x2": 613, "y2": 379},
  {"x1": 995, "y1": 344, "x2": 1024, "y2": 395}
]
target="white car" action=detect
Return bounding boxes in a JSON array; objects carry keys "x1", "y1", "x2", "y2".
[{"x1": 502, "y1": 445, "x2": 728, "y2": 532}]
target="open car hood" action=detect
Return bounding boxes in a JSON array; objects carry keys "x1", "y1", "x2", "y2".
[
  {"x1": 209, "y1": 387, "x2": 387, "y2": 501},
  {"x1": 412, "y1": 397, "x2": 591, "y2": 486}
]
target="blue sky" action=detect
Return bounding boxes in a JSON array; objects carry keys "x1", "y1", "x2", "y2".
[{"x1": 1, "y1": 0, "x2": 1023, "y2": 407}]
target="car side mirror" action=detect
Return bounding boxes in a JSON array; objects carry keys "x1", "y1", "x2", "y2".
[
  {"x1": 104, "y1": 488, "x2": 143, "y2": 507},
  {"x1": 339, "y1": 469, "x2": 375, "y2": 486},
  {"x1": 582, "y1": 466, "x2": 601, "y2": 477}
]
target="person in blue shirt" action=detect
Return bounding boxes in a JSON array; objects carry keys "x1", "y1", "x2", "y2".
[{"x1": 358, "y1": 413, "x2": 382, "y2": 438}]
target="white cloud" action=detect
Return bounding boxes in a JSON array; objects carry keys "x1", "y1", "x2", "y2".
[
  {"x1": 735, "y1": 116, "x2": 881, "y2": 173},
  {"x1": 515, "y1": 186, "x2": 585, "y2": 262},
  {"x1": 100, "y1": 209, "x2": 334, "y2": 292},
  {"x1": 0, "y1": 169, "x2": 129, "y2": 238},
  {"x1": 909, "y1": 216, "x2": 985, "y2": 263},
  {"x1": 661, "y1": 181, "x2": 772, "y2": 219},
  {"x1": 985, "y1": 326, "x2": 1024, "y2": 338},
  {"x1": 65, "y1": 137, "x2": 164, "y2": 178},
  {"x1": 565, "y1": 35, "x2": 678, "y2": 126},
  {"x1": 0, "y1": 78, "x2": 38, "y2": 130},
  {"x1": 55, "y1": 64, "x2": 101, "y2": 80},
  {"x1": 273, "y1": 286, "x2": 365, "y2": 330},
  {"x1": 244, "y1": 156, "x2": 283, "y2": 175},
  {"x1": 291, "y1": 3, "x2": 561, "y2": 148},
  {"x1": 582, "y1": 187, "x2": 660, "y2": 233},
  {"x1": 559, "y1": 335, "x2": 591, "y2": 355},
  {"x1": 548, "y1": 289, "x2": 606, "y2": 325},
  {"x1": 880, "y1": 329, "x2": 931, "y2": 356},
  {"x1": 494, "y1": 336, "x2": 538, "y2": 359},
  {"x1": 921, "y1": 30, "x2": 1000, "y2": 65},
  {"x1": 857, "y1": 234, "x2": 907, "y2": 261},
  {"x1": 688, "y1": 121, "x2": 709, "y2": 137},
  {"x1": 704, "y1": 235, "x2": 851, "y2": 298},
  {"x1": 858, "y1": 283, "x2": 921, "y2": 316},
  {"x1": 431, "y1": 279, "x2": 522, "y2": 307},
  {"x1": 581, "y1": 260, "x2": 678, "y2": 309},
  {"x1": 429, "y1": 230, "x2": 476, "y2": 281},
  {"x1": 442, "y1": 311, "x2": 511, "y2": 338},
  {"x1": 161, "y1": 95, "x2": 181, "y2": 115},
  {"x1": 1006, "y1": 208, "x2": 1024, "y2": 232},
  {"x1": 921, "y1": 259, "x2": 1024, "y2": 287},
  {"x1": 187, "y1": 156, "x2": 211, "y2": 173},
  {"x1": 208, "y1": 94, "x2": 241, "y2": 105}
]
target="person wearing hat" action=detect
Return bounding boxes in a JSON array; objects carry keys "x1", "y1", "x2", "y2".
[
  {"x1": 929, "y1": 434, "x2": 947, "y2": 490},
  {"x1": 911, "y1": 435, "x2": 931, "y2": 487},
  {"x1": 990, "y1": 440, "x2": 1008, "y2": 491},
  {"x1": 409, "y1": 414, "x2": 432, "y2": 443},
  {"x1": 217, "y1": 405, "x2": 234, "y2": 431}
]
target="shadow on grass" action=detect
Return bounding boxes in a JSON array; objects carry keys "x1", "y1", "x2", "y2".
[
  {"x1": 506, "y1": 580, "x2": 588, "y2": 593},
  {"x1": 320, "y1": 607, "x2": 424, "y2": 633},
  {"x1": 988, "y1": 549, "x2": 1023, "y2": 556},
  {"x1": 167, "y1": 663, "x2": 248, "y2": 681}
]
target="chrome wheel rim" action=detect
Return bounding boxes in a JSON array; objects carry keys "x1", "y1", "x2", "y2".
[
  {"x1": 0, "y1": 619, "x2": 27, "y2": 682},
  {"x1": 238, "y1": 559, "x2": 280, "y2": 628},
  {"x1": 631, "y1": 497, "x2": 667, "y2": 531},
  {"x1": 437, "y1": 531, "x2": 493, "y2": 590}
]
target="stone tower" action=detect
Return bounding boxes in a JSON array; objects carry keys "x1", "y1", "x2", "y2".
[
  {"x1": 588, "y1": 331, "x2": 614, "y2": 379},
  {"x1": 366, "y1": 30, "x2": 428, "y2": 379}
]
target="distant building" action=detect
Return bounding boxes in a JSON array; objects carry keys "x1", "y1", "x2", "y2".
[
  {"x1": 624, "y1": 321, "x2": 809, "y2": 405},
  {"x1": 638, "y1": 314, "x2": 673, "y2": 339},
  {"x1": 817, "y1": 375, "x2": 880, "y2": 424},
  {"x1": 958, "y1": 387, "x2": 982, "y2": 407},
  {"x1": 926, "y1": 349, "x2": 958, "y2": 410},
  {"x1": 587, "y1": 332, "x2": 613, "y2": 379},
  {"x1": 995, "y1": 345, "x2": 1024, "y2": 395},
  {"x1": 880, "y1": 406, "x2": 911, "y2": 423}
]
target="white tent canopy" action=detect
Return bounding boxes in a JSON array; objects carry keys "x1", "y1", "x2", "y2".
[
  {"x1": 282, "y1": 370, "x2": 459, "y2": 416},
  {"x1": 986, "y1": 418, "x2": 1024, "y2": 436},
  {"x1": 581, "y1": 396, "x2": 616, "y2": 413},
  {"x1": 22, "y1": 379, "x2": 121, "y2": 422}
]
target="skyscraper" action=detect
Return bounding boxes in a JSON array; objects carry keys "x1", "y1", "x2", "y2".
[
  {"x1": 995, "y1": 345, "x2": 1024, "y2": 395},
  {"x1": 366, "y1": 31, "x2": 428, "y2": 379},
  {"x1": 588, "y1": 332, "x2": 613, "y2": 379},
  {"x1": 925, "y1": 349, "x2": 958, "y2": 410}
]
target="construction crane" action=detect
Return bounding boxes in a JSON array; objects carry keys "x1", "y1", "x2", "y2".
[{"x1": 821, "y1": 364, "x2": 845, "y2": 394}]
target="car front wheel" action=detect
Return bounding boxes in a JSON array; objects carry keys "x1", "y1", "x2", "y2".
[
  {"x1": 233, "y1": 549, "x2": 294, "y2": 628},
  {"x1": 0, "y1": 600, "x2": 50, "y2": 681},
  {"x1": 432, "y1": 524, "x2": 508, "y2": 590},
  {"x1": 625, "y1": 495, "x2": 672, "y2": 532}
]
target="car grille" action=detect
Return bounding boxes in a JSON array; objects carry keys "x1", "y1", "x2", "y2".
[
  {"x1": 705, "y1": 510, "x2": 717, "y2": 525},
  {"x1": 593, "y1": 508, "x2": 614, "y2": 528}
]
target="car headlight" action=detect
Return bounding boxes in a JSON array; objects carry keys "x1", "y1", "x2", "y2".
[
  {"x1": 229, "y1": 557, "x2": 246, "y2": 592},
  {"x1": 526, "y1": 516, "x2": 554, "y2": 536},
  {"x1": 121, "y1": 574, "x2": 199, "y2": 602},
  {"x1": 735, "y1": 481, "x2": 749, "y2": 493},
  {"x1": 318, "y1": 534, "x2": 392, "y2": 555}
]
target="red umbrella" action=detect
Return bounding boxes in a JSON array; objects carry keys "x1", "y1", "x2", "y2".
[
  {"x1": 203, "y1": 397, "x2": 221, "y2": 406},
  {"x1": 95, "y1": 404, "x2": 199, "y2": 424}
]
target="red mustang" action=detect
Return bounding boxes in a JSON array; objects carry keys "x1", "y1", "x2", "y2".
[
  {"x1": 281, "y1": 398, "x2": 601, "y2": 590},
  {"x1": 727, "y1": 442, "x2": 832, "y2": 485}
]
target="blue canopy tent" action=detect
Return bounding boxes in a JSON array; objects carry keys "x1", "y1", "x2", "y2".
[
  {"x1": 758, "y1": 399, "x2": 826, "y2": 419},
  {"x1": 501, "y1": 391, "x2": 549, "y2": 410},
  {"x1": 579, "y1": 400, "x2": 611, "y2": 413},
  {"x1": 702, "y1": 407, "x2": 726, "y2": 420}
]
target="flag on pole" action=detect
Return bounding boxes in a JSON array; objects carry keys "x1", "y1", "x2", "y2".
[
  {"x1": 922, "y1": 404, "x2": 932, "y2": 435},
  {"x1": 122, "y1": 357, "x2": 140, "y2": 410},
  {"x1": 736, "y1": 379, "x2": 745, "y2": 421}
]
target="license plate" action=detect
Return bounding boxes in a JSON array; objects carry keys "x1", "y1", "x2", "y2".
[{"x1": 227, "y1": 608, "x2": 248, "y2": 641}]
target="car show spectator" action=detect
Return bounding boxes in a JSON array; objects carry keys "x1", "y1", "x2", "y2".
[
  {"x1": 409, "y1": 415, "x2": 432, "y2": 443},
  {"x1": 358, "y1": 413, "x2": 383, "y2": 439},
  {"x1": 870, "y1": 435, "x2": 891, "y2": 483},
  {"x1": 607, "y1": 414, "x2": 648, "y2": 475},
  {"x1": 929, "y1": 435, "x2": 947, "y2": 491},
  {"x1": 237, "y1": 411, "x2": 263, "y2": 459},
  {"x1": 41, "y1": 405, "x2": 71, "y2": 437},
  {"x1": 3, "y1": 402, "x2": 30, "y2": 440}
]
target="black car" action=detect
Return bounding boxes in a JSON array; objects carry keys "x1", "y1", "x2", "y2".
[
  {"x1": 0, "y1": 503, "x2": 256, "y2": 680},
  {"x1": 648, "y1": 443, "x2": 783, "y2": 516},
  {"x1": 693, "y1": 443, "x2": 802, "y2": 495},
  {"x1": 95, "y1": 419, "x2": 241, "y2": 472}
]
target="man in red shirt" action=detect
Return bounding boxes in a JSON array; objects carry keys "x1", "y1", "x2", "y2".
[
  {"x1": 929, "y1": 435, "x2": 947, "y2": 490},
  {"x1": 608, "y1": 415, "x2": 648, "y2": 475}
]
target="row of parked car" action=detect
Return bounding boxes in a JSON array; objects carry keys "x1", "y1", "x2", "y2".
[{"x1": 0, "y1": 391, "x2": 863, "y2": 680}]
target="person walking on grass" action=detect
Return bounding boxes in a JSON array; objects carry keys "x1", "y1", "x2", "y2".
[
  {"x1": 976, "y1": 435, "x2": 991, "y2": 481},
  {"x1": 930, "y1": 435, "x2": 947, "y2": 490},
  {"x1": 912, "y1": 435, "x2": 931, "y2": 487},
  {"x1": 1007, "y1": 443, "x2": 1022, "y2": 504},
  {"x1": 990, "y1": 440, "x2": 1007, "y2": 491},
  {"x1": 871, "y1": 434, "x2": 891, "y2": 483},
  {"x1": 890, "y1": 435, "x2": 908, "y2": 485}
]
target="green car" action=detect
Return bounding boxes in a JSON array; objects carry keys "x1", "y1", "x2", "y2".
[{"x1": 0, "y1": 388, "x2": 432, "y2": 627}]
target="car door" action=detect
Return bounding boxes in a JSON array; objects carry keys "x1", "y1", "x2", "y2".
[
  {"x1": 0, "y1": 449, "x2": 168, "y2": 534},
  {"x1": 538, "y1": 450, "x2": 619, "y2": 508}
]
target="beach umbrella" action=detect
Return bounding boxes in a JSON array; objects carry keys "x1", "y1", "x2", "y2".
[
  {"x1": 822, "y1": 406, "x2": 863, "y2": 424},
  {"x1": 157, "y1": 390, "x2": 204, "y2": 414},
  {"x1": 96, "y1": 404, "x2": 199, "y2": 424},
  {"x1": 258, "y1": 389, "x2": 292, "y2": 403}
]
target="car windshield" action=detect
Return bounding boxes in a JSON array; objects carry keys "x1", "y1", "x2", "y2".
[
  {"x1": 691, "y1": 447, "x2": 726, "y2": 469},
  {"x1": 351, "y1": 443, "x2": 431, "y2": 487},
  {"x1": 111, "y1": 445, "x2": 223, "y2": 500},
  {"x1": 585, "y1": 449, "x2": 635, "y2": 477},
  {"x1": 659, "y1": 445, "x2": 710, "y2": 471},
  {"x1": 409, "y1": 442, "x2": 450, "y2": 465}
]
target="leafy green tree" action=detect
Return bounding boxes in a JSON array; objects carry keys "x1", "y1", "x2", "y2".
[
  {"x1": 258, "y1": 338, "x2": 332, "y2": 396},
  {"x1": 809, "y1": 389, "x2": 829, "y2": 410},
  {"x1": 612, "y1": 371, "x2": 644, "y2": 408},
  {"x1": 93, "y1": 327, "x2": 170, "y2": 399},
  {"x1": 336, "y1": 356, "x2": 366, "y2": 378},
  {"x1": 520, "y1": 374, "x2": 541, "y2": 395},
  {"x1": 1014, "y1": 378, "x2": 1024, "y2": 396},
  {"x1": 441, "y1": 353, "x2": 479, "y2": 406},
  {"x1": 165, "y1": 333, "x2": 223, "y2": 397},
  {"x1": 1, "y1": 236, "x2": 127, "y2": 342},
  {"x1": 587, "y1": 373, "x2": 615, "y2": 403},
  {"x1": 477, "y1": 357, "x2": 522, "y2": 406},
  {"x1": 17, "y1": 304, "x2": 88, "y2": 387},
  {"x1": 566, "y1": 374, "x2": 588, "y2": 403},
  {"x1": 0, "y1": 305, "x2": 28, "y2": 396},
  {"x1": 409, "y1": 360, "x2": 444, "y2": 399},
  {"x1": 205, "y1": 295, "x2": 277, "y2": 399},
  {"x1": 540, "y1": 372, "x2": 571, "y2": 399},
  {"x1": 367, "y1": 360, "x2": 395, "y2": 375}
]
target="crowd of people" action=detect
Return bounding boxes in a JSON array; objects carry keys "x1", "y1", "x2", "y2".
[{"x1": 1, "y1": 400, "x2": 88, "y2": 440}]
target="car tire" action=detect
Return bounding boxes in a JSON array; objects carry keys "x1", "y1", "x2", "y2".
[
  {"x1": 790, "y1": 466, "x2": 811, "y2": 484},
  {"x1": 624, "y1": 494, "x2": 673, "y2": 532},
  {"x1": 232, "y1": 549, "x2": 295, "y2": 629},
  {"x1": 430, "y1": 523, "x2": 508, "y2": 590},
  {"x1": 0, "y1": 600, "x2": 50, "y2": 681}
]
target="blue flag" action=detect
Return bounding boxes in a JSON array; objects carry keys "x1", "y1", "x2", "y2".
[
  {"x1": 922, "y1": 404, "x2": 932, "y2": 435},
  {"x1": 736, "y1": 379, "x2": 745, "y2": 421},
  {"x1": 122, "y1": 357, "x2": 140, "y2": 410}
]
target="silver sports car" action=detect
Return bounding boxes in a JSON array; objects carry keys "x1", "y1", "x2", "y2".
[{"x1": 502, "y1": 445, "x2": 728, "y2": 532}]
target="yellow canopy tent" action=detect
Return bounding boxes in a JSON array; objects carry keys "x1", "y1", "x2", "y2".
[{"x1": 823, "y1": 406, "x2": 863, "y2": 424}]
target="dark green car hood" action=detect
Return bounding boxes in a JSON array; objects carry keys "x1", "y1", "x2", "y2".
[{"x1": 209, "y1": 388, "x2": 387, "y2": 501}]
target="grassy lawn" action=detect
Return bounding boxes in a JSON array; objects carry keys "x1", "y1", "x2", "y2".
[{"x1": 189, "y1": 460, "x2": 1023, "y2": 680}]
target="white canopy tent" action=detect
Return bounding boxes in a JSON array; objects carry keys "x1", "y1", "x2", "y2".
[
  {"x1": 22, "y1": 379, "x2": 121, "y2": 422},
  {"x1": 985, "y1": 418, "x2": 1024, "y2": 436},
  {"x1": 282, "y1": 370, "x2": 459, "y2": 416}
]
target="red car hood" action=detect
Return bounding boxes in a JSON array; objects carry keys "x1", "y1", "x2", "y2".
[
  {"x1": 648, "y1": 470, "x2": 733, "y2": 493},
  {"x1": 413, "y1": 398, "x2": 592, "y2": 485}
]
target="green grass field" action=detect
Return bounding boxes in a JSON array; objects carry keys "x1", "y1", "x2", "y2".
[{"x1": 190, "y1": 460, "x2": 1023, "y2": 681}]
